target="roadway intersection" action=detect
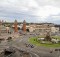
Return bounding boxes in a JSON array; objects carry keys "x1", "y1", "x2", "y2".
[{"x1": 0, "y1": 33, "x2": 60, "y2": 57}]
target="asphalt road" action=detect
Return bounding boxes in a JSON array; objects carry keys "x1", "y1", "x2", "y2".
[
  {"x1": 0, "y1": 33, "x2": 60, "y2": 57},
  {"x1": 9, "y1": 33, "x2": 60, "y2": 57}
]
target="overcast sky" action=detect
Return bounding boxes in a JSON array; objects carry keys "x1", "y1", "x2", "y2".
[{"x1": 0, "y1": 0, "x2": 60, "y2": 24}]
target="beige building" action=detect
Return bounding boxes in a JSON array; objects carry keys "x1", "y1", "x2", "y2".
[
  {"x1": 0, "y1": 25, "x2": 7, "y2": 33},
  {"x1": 26, "y1": 23, "x2": 52, "y2": 35},
  {"x1": 51, "y1": 25, "x2": 60, "y2": 33},
  {"x1": 26, "y1": 23, "x2": 60, "y2": 35},
  {"x1": 51, "y1": 27, "x2": 59, "y2": 33}
]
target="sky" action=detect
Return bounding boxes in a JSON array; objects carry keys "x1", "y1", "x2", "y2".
[{"x1": 0, "y1": 0, "x2": 60, "y2": 24}]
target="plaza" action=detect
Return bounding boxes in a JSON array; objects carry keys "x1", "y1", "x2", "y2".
[{"x1": 0, "y1": 20, "x2": 60, "y2": 57}]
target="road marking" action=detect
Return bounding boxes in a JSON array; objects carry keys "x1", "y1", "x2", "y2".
[
  {"x1": 30, "y1": 54, "x2": 32, "y2": 57},
  {"x1": 30, "y1": 52, "x2": 40, "y2": 57}
]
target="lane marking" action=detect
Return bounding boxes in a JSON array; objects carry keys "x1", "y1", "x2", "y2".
[{"x1": 30, "y1": 52, "x2": 40, "y2": 57}]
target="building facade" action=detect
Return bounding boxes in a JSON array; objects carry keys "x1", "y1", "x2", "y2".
[{"x1": 26, "y1": 23, "x2": 60, "y2": 35}]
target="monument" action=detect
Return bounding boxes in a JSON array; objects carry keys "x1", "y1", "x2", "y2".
[
  {"x1": 14, "y1": 20, "x2": 18, "y2": 32},
  {"x1": 22, "y1": 20, "x2": 26, "y2": 32},
  {"x1": 45, "y1": 32, "x2": 51, "y2": 41}
]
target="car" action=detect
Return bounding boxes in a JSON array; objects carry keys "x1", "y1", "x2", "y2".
[
  {"x1": 30, "y1": 45, "x2": 34, "y2": 48},
  {"x1": 7, "y1": 37, "x2": 12, "y2": 40}
]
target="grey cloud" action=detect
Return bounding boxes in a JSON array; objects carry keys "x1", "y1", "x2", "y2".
[{"x1": 0, "y1": 0, "x2": 60, "y2": 24}]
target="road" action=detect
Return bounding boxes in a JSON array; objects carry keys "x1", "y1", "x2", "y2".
[
  {"x1": 8, "y1": 33, "x2": 59, "y2": 57},
  {"x1": 0, "y1": 33, "x2": 60, "y2": 57}
]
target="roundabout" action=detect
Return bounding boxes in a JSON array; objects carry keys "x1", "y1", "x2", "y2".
[{"x1": 29, "y1": 36, "x2": 60, "y2": 48}]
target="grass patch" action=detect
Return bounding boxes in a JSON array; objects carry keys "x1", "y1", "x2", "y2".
[{"x1": 29, "y1": 36, "x2": 60, "y2": 48}]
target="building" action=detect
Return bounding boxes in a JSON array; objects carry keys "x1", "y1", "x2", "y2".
[
  {"x1": 26, "y1": 23, "x2": 60, "y2": 35},
  {"x1": 1, "y1": 19, "x2": 60, "y2": 35}
]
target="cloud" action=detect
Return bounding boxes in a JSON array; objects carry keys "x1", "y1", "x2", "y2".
[
  {"x1": 31, "y1": 5, "x2": 60, "y2": 18},
  {"x1": 0, "y1": 0, "x2": 60, "y2": 24}
]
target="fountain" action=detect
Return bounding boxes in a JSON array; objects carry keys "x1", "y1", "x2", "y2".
[{"x1": 45, "y1": 32, "x2": 51, "y2": 41}]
